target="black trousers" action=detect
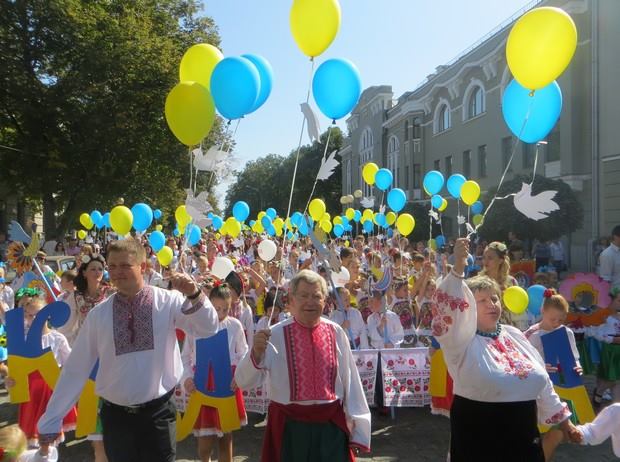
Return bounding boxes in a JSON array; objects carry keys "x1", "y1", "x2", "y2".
[
  {"x1": 450, "y1": 395, "x2": 545, "y2": 462},
  {"x1": 100, "y1": 392, "x2": 176, "y2": 462}
]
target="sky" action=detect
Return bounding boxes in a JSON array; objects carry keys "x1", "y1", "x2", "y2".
[{"x1": 203, "y1": 0, "x2": 534, "y2": 207}]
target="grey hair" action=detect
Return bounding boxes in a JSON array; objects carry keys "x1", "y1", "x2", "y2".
[
  {"x1": 289, "y1": 269, "x2": 328, "y2": 297},
  {"x1": 466, "y1": 275, "x2": 501, "y2": 297}
]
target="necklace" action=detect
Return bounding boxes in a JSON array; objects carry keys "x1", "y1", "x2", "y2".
[{"x1": 476, "y1": 323, "x2": 502, "y2": 339}]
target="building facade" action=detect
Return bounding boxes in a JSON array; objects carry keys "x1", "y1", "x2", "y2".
[{"x1": 340, "y1": 0, "x2": 620, "y2": 271}]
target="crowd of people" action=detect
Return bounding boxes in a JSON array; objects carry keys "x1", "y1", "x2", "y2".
[{"x1": 0, "y1": 224, "x2": 618, "y2": 461}]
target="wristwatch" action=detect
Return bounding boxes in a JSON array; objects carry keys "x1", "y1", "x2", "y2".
[{"x1": 187, "y1": 288, "x2": 202, "y2": 300}]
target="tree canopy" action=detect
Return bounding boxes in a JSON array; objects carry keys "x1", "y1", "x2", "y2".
[{"x1": 0, "y1": 0, "x2": 228, "y2": 237}]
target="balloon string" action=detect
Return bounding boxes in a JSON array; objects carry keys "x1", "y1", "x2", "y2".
[
  {"x1": 530, "y1": 143, "x2": 540, "y2": 186},
  {"x1": 188, "y1": 146, "x2": 193, "y2": 193},
  {"x1": 468, "y1": 96, "x2": 535, "y2": 238},
  {"x1": 269, "y1": 57, "x2": 316, "y2": 326},
  {"x1": 457, "y1": 200, "x2": 462, "y2": 238},
  {"x1": 303, "y1": 124, "x2": 333, "y2": 216}
]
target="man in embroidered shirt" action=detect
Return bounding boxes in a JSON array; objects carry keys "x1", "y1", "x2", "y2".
[
  {"x1": 599, "y1": 225, "x2": 620, "y2": 290},
  {"x1": 38, "y1": 238, "x2": 219, "y2": 462},
  {"x1": 235, "y1": 269, "x2": 371, "y2": 462}
]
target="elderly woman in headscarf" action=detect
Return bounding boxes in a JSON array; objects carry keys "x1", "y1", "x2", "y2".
[{"x1": 432, "y1": 238, "x2": 580, "y2": 462}]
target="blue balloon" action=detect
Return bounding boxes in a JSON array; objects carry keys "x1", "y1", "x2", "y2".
[
  {"x1": 187, "y1": 224, "x2": 201, "y2": 246},
  {"x1": 207, "y1": 212, "x2": 213, "y2": 219},
  {"x1": 90, "y1": 210, "x2": 103, "y2": 229},
  {"x1": 341, "y1": 216, "x2": 349, "y2": 227},
  {"x1": 423, "y1": 171, "x2": 444, "y2": 195},
  {"x1": 131, "y1": 203, "x2": 153, "y2": 232},
  {"x1": 502, "y1": 79, "x2": 562, "y2": 144},
  {"x1": 153, "y1": 209, "x2": 162, "y2": 220},
  {"x1": 447, "y1": 174, "x2": 466, "y2": 199},
  {"x1": 241, "y1": 54, "x2": 273, "y2": 113},
  {"x1": 261, "y1": 215, "x2": 272, "y2": 229},
  {"x1": 291, "y1": 212, "x2": 303, "y2": 227},
  {"x1": 212, "y1": 215, "x2": 223, "y2": 231},
  {"x1": 471, "y1": 201, "x2": 484, "y2": 215},
  {"x1": 266, "y1": 225, "x2": 276, "y2": 236},
  {"x1": 249, "y1": 220, "x2": 256, "y2": 226},
  {"x1": 435, "y1": 235, "x2": 446, "y2": 247},
  {"x1": 333, "y1": 224, "x2": 344, "y2": 237},
  {"x1": 374, "y1": 213, "x2": 386, "y2": 227},
  {"x1": 375, "y1": 169, "x2": 393, "y2": 191},
  {"x1": 232, "y1": 201, "x2": 250, "y2": 222},
  {"x1": 431, "y1": 195, "x2": 443, "y2": 209},
  {"x1": 387, "y1": 228, "x2": 393, "y2": 238},
  {"x1": 312, "y1": 58, "x2": 362, "y2": 120},
  {"x1": 173, "y1": 227, "x2": 180, "y2": 237},
  {"x1": 148, "y1": 231, "x2": 166, "y2": 252},
  {"x1": 102, "y1": 212, "x2": 111, "y2": 228},
  {"x1": 266, "y1": 208, "x2": 277, "y2": 220},
  {"x1": 353, "y1": 210, "x2": 362, "y2": 223},
  {"x1": 298, "y1": 219, "x2": 309, "y2": 236},
  {"x1": 210, "y1": 56, "x2": 260, "y2": 120},
  {"x1": 387, "y1": 188, "x2": 407, "y2": 212},
  {"x1": 345, "y1": 224, "x2": 353, "y2": 232},
  {"x1": 287, "y1": 231, "x2": 294, "y2": 239},
  {"x1": 363, "y1": 220, "x2": 373, "y2": 233},
  {"x1": 527, "y1": 285, "x2": 546, "y2": 317}
]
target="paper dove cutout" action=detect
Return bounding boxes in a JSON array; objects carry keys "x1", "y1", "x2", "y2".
[
  {"x1": 185, "y1": 190, "x2": 214, "y2": 228},
  {"x1": 379, "y1": 205, "x2": 386, "y2": 214},
  {"x1": 428, "y1": 210, "x2": 439, "y2": 221},
  {"x1": 301, "y1": 103, "x2": 321, "y2": 143},
  {"x1": 360, "y1": 196, "x2": 375, "y2": 209},
  {"x1": 316, "y1": 150, "x2": 339, "y2": 181},
  {"x1": 194, "y1": 146, "x2": 227, "y2": 172},
  {"x1": 457, "y1": 215, "x2": 466, "y2": 225},
  {"x1": 465, "y1": 223, "x2": 476, "y2": 235},
  {"x1": 513, "y1": 183, "x2": 559, "y2": 220}
]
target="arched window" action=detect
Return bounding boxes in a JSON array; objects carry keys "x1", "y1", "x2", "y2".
[
  {"x1": 437, "y1": 104, "x2": 451, "y2": 133},
  {"x1": 468, "y1": 86, "x2": 484, "y2": 119},
  {"x1": 387, "y1": 136, "x2": 399, "y2": 187},
  {"x1": 359, "y1": 128, "x2": 374, "y2": 197}
]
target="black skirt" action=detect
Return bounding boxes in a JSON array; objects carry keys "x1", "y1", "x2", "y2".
[{"x1": 450, "y1": 395, "x2": 545, "y2": 462}]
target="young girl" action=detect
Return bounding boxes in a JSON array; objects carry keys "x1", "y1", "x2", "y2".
[
  {"x1": 366, "y1": 290, "x2": 404, "y2": 350},
  {"x1": 59, "y1": 270, "x2": 76, "y2": 296},
  {"x1": 182, "y1": 283, "x2": 248, "y2": 462},
  {"x1": 591, "y1": 287, "x2": 620, "y2": 407},
  {"x1": 330, "y1": 287, "x2": 369, "y2": 350},
  {"x1": 0, "y1": 424, "x2": 59, "y2": 461},
  {"x1": 3, "y1": 293, "x2": 76, "y2": 449},
  {"x1": 255, "y1": 290, "x2": 287, "y2": 331},
  {"x1": 415, "y1": 264, "x2": 437, "y2": 348},
  {"x1": 389, "y1": 279, "x2": 417, "y2": 348}
]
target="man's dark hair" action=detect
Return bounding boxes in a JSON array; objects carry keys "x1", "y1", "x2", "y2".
[
  {"x1": 340, "y1": 247, "x2": 354, "y2": 260},
  {"x1": 612, "y1": 225, "x2": 620, "y2": 238}
]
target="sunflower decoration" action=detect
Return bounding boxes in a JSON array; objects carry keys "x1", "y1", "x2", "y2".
[
  {"x1": 6, "y1": 220, "x2": 40, "y2": 275},
  {"x1": 6, "y1": 241, "x2": 32, "y2": 274}
]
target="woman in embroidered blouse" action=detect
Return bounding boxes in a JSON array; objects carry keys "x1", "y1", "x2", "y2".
[{"x1": 433, "y1": 238, "x2": 580, "y2": 462}]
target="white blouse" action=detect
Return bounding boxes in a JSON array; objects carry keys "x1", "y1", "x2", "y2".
[
  {"x1": 235, "y1": 316, "x2": 371, "y2": 450},
  {"x1": 589, "y1": 315, "x2": 620, "y2": 343},
  {"x1": 433, "y1": 272, "x2": 570, "y2": 425},
  {"x1": 43, "y1": 330, "x2": 71, "y2": 367},
  {"x1": 524, "y1": 324, "x2": 581, "y2": 367},
  {"x1": 330, "y1": 308, "x2": 369, "y2": 349},
  {"x1": 366, "y1": 311, "x2": 404, "y2": 350}
]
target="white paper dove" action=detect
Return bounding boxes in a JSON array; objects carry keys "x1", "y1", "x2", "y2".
[
  {"x1": 185, "y1": 190, "x2": 213, "y2": 228},
  {"x1": 379, "y1": 204, "x2": 386, "y2": 214},
  {"x1": 194, "y1": 146, "x2": 227, "y2": 172},
  {"x1": 428, "y1": 210, "x2": 439, "y2": 221},
  {"x1": 301, "y1": 103, "x2": 321, "y2": 143},
  {"x1": 360, "y1": 196, "x2": 375, "y2": 209},
  {"x1": 316, "y1": 150, "x2": 339, "y2": 181},
  {"x1": 513, "y1": 183, "x2": 559, "y2": 220},
  {"x1": 465, "y1": 223, "x2": 476, "y2": 235},
  {"x1": 457, "y1": 215, "x2": 466, "y2": 225}
]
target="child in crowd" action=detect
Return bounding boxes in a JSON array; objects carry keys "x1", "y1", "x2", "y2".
[
  {"x1": 255, "y1": 290, "x2": 287, "y2": 331},
  {"x1": 367, "y1": 290, "x2": 403, "y2": 350},
  {"x1": 2, "y1": 292, "x2": 76, "y2": 449},
  {"x1": 59, "y1": 270, "x2": 76, "y2": 296},
  {"x1": 0, "y1": 424, "x2": 60, "y2": 462},
  {"x1": 330, "y1": 287, "x2": 368, "y2": 350},
  {"x1": 182, "y1": 283, "x2": 248, "y2": 462},
  {"x1": 415, "y1": 262, "x2": 437, "y2": 348},
  {"x1": 0, "y1": 266, "x2": 14, "y2": 323},
  {"x1": 591, "y1": 287, "x2": 620, "y2": 407},
  {"x1": 389, "y1": 279, "x2": 417, "y2": 348}
]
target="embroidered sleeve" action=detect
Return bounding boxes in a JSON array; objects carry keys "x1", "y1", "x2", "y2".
[
  {"x1": 174, "y1": 291, "x2": 219, "y2": 339},
  {"x1": 544, "y1": 403, "x2": 571, "y2": 425},
  {"x1": 537, "y1": 373, "x2": 572, "y2": 425},
  {"x1": 180, "y1": 293, "x2": 206, "y2": 315},
  {"x1": 431, "y1": 272, "x2": 476, "y2": 354}
]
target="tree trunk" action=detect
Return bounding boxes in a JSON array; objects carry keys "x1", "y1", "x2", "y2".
[{"x1": 42, "y1": 192, "x2": 58, "y2": 240}]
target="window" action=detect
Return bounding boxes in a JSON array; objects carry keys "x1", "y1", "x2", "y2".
[
  {"x1": 468, "y1": 87, "x2": 484, "y2": 118},
  {"x1": 546, "y1": 130, "x2": 560, "y2": 162},
  {"x1": 478, "y1": 145, "x2": 487, "y2": 177},
  {"x1": 405, "y1": 165, "x2": 410, "y2": 189},
  {"x1": 412, "y1": 120, "x2": 421, "y2": 139},
  {"x1": 445, "y1": 155, "x2": 452, "y2": 177},
  {"x1": 438, "y1": 105, "x2": 450, "y2": 132},
  {"x1": 345, "y1": 159, "x2": 352, "y2": 194},
  {"x1": 462, "y1": 150, "x2": 471, "y2": 177},
  {"x1": 413, "y1": 164, "x2": 421, "y2": 189},
  {"x1": 387, "y1": 136, "x2": 400, "y2": 187},
  {"x1": 404, "y1": 120, "x2": 409, "y2": 141},
  {"x1": 502, "y1": 136, "x2": 513, "y2": 171},
  {"x1": 523, "y1": 143, "x2": 536, "y2": 169},
  {"x1": 360, "y1": 128, "x2": 374, "y2": 197},
  {"x1": 434, "y1": 159, "x2": 441, "y2": 171}
]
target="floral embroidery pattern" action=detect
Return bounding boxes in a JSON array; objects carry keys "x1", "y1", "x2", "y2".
[
  {"x1": 434, "y1": 289, "x2": 470, "y2": 312},
  {"x1": 488, "y1": 336, "x2": 534, "y2": 380},
  {"x1": 283, "y1": 320, "x2": 337, "y2": 402},
  {"x1": 545, "y1": 403, "x2": 571, "y2": 425},
  {"x1": 113, "y1": 287, "x2": 155, "y2": 356}
]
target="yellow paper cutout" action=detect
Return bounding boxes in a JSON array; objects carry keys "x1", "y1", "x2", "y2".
[
  {"x1": 8, "y1": 352, "x2": 60, "y2": 403},
  {"x1": 176, "y1": 391, "x2": 241, "y2": 441},
  {"x1": 75, "y1": 379, "x2": 99, "y2": 437},
  {"x1": 429, "y1": 349, "x2": 447, "y2": 397}
]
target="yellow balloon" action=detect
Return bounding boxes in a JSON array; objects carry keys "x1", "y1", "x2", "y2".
[
  {"x1": 252, "y1": 221, "x2": 263, "y2": 234},
  {"x1": 345, "y1": 208, "x2": 355, "y2": 221},
  {"x1": 461, "y1": 181, "x2": 481, "y2": 206},
  {"x1": 362, "y1": 208, "x2": 373, "y2": 219},
  {"x1": 439, "y1": 198, "x2": 448, "y2": 212},
  {"x1": 155, "y1": 224, "x2": 163, "y2": 231},
  {"x1": 175, "y1": 206, "x2": 191, "y2": 228},
  {"x1": 77, "y1": 230, "x2": 87, "y2": 240},
  {"x1": 339, "y1": 196, "x2": 348, "y2": 205},
  {"x1": 320, "y1": 220, "x2": 332, "y2": 233},
  {"x1": 226, "y1": 217, "x2": 241, "y2": 238},
  {"x1": 320, "y1": 212, "x2": 331, "y2": 222},
  {"x1": 79, "y1": 213, "x2": 94, "y2": 230},
  {"x1": 179, "y1": 44, "x2": 223, "y2": 90},
  {"x1": 309, "y1": 199, "x2": 326, "y2": 221},
  {"x1": 333, "y1": 216, "x2": 343, "y2": 225},
  {"x1": 165, "y1": 82, "x2": 215, "y2": 146},
  {"x1": 215, "y1": 233, "x2": 221, "y2": 239},
  {"x1": 362, "y1": 162, "x2": 379, "y2": 185},
  {"x1": 290, "y1": 0, "x2": 341, "y2": 58},
  {"x1": 353, "y1": 189, "x2": 363, "y2": 199},
  {"x1": 110, "y1": 206, "x2": 133, "y2": 235},
  {"x1": 157, "y1": 246, "x2": 174, "y2": 267},
  {"x1": 257, "y1": 211, "x2": 266, "y2": 220},
  {"x1": 386, "y1": 211, "x2": 396, "y2": 226},
  {"x1": 473, "y1": 214, "x2": 484, "y2": 227},
  {"x1": 503, "y1": 286, "x2": 529, "y2": 314},
  {"x1": 506, "y1": 7, "x2": 577, "y2": 90},
  {"x1": 428, "y1": 239, "x2": 437, "y2": 250},
  {"x1": 344, "y1": 240, "x2": 350, "y2": 248},
  {"x1": 275, "y1": 226, "x2": 283, "y2": 237},
  {"x1": 273, "y1": 217, "x2": 284, "y2": 231},
  {"x1": 396, "y1": 213, "x2": 415, "y2": 236}
]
